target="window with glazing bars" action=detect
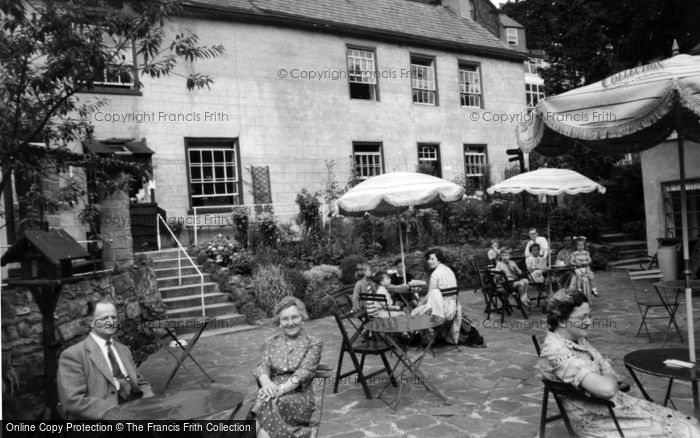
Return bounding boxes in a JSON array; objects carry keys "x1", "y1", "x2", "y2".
[
  {"x1": 417, "y1": 144, "x2": 441, "y2": 177},
  {"x1": 187, "y1": 140, "x2": 242, "y2": 208},
  {"x1": 662, "y1": 180, "x2": 700, "y2": 239},
  {"x1": 411, "y1": 56, "x2": 436, "y2": 105},
  {"x1": 347, "y1": 47, "x2": 378, "y2": 100},
  {"x1": 353, "y1": 143, "x2": 383, "y2": 179},
  {"x1": 93, "y1": 36, "x2": 135, "y2": 88},
  {"x1": 459, "y1": 64, "x2": 482, "y2": 107},
  {"x1": 526, "y1": 83, "x2": 545, "y2": 109},
  {"x1": 524, "y1": 57, "x2": 544, "y2": 75},
  {"x1": 464, "y1": 145, "x2": 487, "y2": 186}
]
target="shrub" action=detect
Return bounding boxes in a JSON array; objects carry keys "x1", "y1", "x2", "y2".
[
  {"x1": 304, "y1": 275, "x2": 342, "y2": 319},
  {"x1": 251, "y1": 265, "x2": 293, "y2": 316},
  {"x1": 229, "y1": 250, "x2": 255, "y2": 275},
  {"x1": 295, "y1": 189, "x2": 322, "y2": 237},
  {"x1": 196, "y1": 234, "x2": 242, "y2": 266},
  {"x1": 255, "y1": 212, "x2": 280, "y2": 248},
  {"x1": 340, "y1": 254, "x2": 366, "y2": 284},
  {"x1": 302, "y1": 264, "x2": 342, "y2": 283},
  {"x1": 283, "y1": 268, "x2": 309, "y2": 301}
]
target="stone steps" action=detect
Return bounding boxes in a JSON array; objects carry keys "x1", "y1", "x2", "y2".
[
  {"x1": 599, "y1": 232, "x2": 634, "y2": 243},
  {"x1": 140, "y1": 248, "x2": 255, "y2": 336}
]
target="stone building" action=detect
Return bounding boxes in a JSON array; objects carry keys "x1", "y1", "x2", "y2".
[{"x1": 2, "y1": 0, "x2": 532, "y2": 255}]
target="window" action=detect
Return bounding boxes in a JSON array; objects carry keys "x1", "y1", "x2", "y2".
[
  {"x1": 186, "y1": 138, "x2": 243, "y2": 210},
  {"x1": 458, "y1": 63, "x2": 482, "y2": 107},
  {"x1": 353, "y1": 142, "x2": 383, "y2": 179},
  {"x1": 464, "y1": 145, "x2": 488, "y2": 188},
  {"x1": 662, "y1": 180, "x2": 700, "y2": 240},
  {"x1": 524, "y1": 57, "x2": 544, "y2": 74},
  {"x1": 526, "y1": 83, "x2": 545, "y2": 109},
  {"x1": 93, "y1": 36, "x2": 136, "y2": 88},
  {"x1": 411, "y1": 55, "x2": 437, "y2": 105},
  {"x1": 347, "y1": 47, "x2": 378, "y2": 100},
  {"x1": 506, "y1": 28, "x2": 518, "y2": 46},
  {"x1": 417, "y1": 144, "x2": 441, "y2": 177}
]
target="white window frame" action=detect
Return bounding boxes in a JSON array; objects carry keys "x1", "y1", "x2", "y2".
[
  {"x1": 506, "y1": 28, "x2": 518, "y2": 46},
  {"x1": 524, "y1": 57, "x2": 544, "y2": 74},
  {"x1": 459, "y1": 63, "x2": 482, "y2": 108},
  {"x1": 93, "y1": 35, "x2": 136, "y2": 88},
  {"x1": 411, "y1": 55, "x2": 437, "y2": 105},
  {"x1": 186, "y1": 140, "x2": 242, "y2": 209},
  {"x1": 353, "y1": 143, "x2": 384, "y2": 180},
  {"x1": 464, "y1": 145, "x2": 487, "y2": 184},
  {"x1": 417, "y1": 143, "x2": 441, "y2": 177},
  {"x1": 526, "y1": 83, "x2": 545, "y2": 109},
  {"x1": 347, "y1": 47, "x2": 378, "y2": 100},
  {"x1": 662, "y1": 179, "x2": 700, "y2": 239}
]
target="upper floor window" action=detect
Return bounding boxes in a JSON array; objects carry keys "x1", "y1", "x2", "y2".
[
  {"x1": 526, "y1": 83, "x2": 545, "y2": 109},
  {"x1": 353, "y1": 142, "x2": 383, "y2": 180},
  {"x1": 524, "y1": 57, "x2": 544, "y2": 74},
  {"x1": 186, "y1": 138, "x2": 243, "y2": 211},
  {"x1": 81, "y1": 33, "x2": 140, "y2": 95},
  {"x1": 506, "y1": 28, "x2": 518, "y2": 46},
  {"x1": 458, "y1": 63, "x2": 482, "y2": 108},
  {"x1": 411, "y1": 55, "x2": 437, "y2": 105},
  {"x1": 347, "y1": 47, "x2": 378, "y2": 100},
  {"x1": 417, "y1": 143, "x2": 441, "y2": 177}
]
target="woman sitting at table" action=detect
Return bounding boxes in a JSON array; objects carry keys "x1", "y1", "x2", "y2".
[
  {"x1": 253, "y1": 296, "x2": 322, "y2": 438},
  {"x1": 539, "y1": 289, "x2": 700, "y2": 437}
]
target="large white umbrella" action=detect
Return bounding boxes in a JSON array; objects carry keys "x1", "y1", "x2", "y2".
[
  {"x1": 516, "y1": 52, "x2": 700, "y2": 367},
  {"x1": 335, "y1": 172, "x2": 465, "y2": 279},
  {"x1": 487, "y1": 168, "x2": 606, "y2": 266}
]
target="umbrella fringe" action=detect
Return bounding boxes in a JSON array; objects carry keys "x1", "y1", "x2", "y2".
[{"x1": 517, "y1": 79, "x2": 700, "y2": 152}]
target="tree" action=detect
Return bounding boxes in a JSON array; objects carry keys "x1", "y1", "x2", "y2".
[{"x1": 0, "y1": 0, "x2": 224, "y2": 236}]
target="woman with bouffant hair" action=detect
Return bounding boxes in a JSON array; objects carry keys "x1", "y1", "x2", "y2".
[
  {"x1": 538, "y1": 290, "x2": 700, "y2": 437},
  {"x1": 253, "y1": 296, "x2": 322, "y2": 438}
]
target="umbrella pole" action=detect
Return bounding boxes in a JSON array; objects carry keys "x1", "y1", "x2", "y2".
[
  {"x1": 399, "y1": 222, "x2": 407, "y2": 285},
  {"x1": 676, "y1": 104, "x2": 695, "y2": 364}
]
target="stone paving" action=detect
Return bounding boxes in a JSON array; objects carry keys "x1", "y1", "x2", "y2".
[{"x1": 140, "y1": 271, "x2": 700, "y2": 437}]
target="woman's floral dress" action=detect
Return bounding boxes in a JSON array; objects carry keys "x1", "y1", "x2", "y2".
[
  {"x1": 253, "y1": 330, "x2": 322, "y2": 438},
  {"x1": 538, "y1": 331, "x2": 700, "y2": 437}
]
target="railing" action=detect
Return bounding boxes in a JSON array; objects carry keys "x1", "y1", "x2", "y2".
[
  {"x1": 191, "y1": 203, "x2": 297, "y2": 246},
  {"x1": 157, "y1": 214, "x2": 206, "y2": 318}
]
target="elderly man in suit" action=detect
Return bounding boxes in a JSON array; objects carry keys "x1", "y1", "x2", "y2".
[{"x1": 57, "y1": 298, "x2": 154, "y2": 419}]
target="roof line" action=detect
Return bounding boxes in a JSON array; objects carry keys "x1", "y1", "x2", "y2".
[{"x1": 180, "y1": 3, "x2": 527, "y2": 62}]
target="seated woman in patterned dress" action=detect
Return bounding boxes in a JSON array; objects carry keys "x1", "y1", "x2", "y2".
[
  {"x1": 538, "y1": 290, "x2": 700, "y2": 437},
  {"x1": 253, "y1": 296, "x2": 323, "y2": 438}
]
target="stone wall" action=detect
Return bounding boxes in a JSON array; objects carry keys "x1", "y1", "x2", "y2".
[{"x1": 1, "y1": 260, "x2": 164, "y2": 415}]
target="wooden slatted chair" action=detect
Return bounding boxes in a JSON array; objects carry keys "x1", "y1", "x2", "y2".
[{"x1": 627, "y1": 269, "x2": 670, "y2": 342}]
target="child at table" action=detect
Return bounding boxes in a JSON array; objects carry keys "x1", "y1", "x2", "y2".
[
  {"x1": 487, "y1": 239, "x2": 501, "y2": 267},
  {"x1": 571, "y1": 236, "x2": 599, "y2": 297},
  {"x1": 367, "y1": 272, "x2": 406, "y2": 318},
  {"x1": 494, "y1": 247, "x2": 530, "y2": 305},
  {"x1": 526, "y1": 243, "x2": 548, "y2": 284},
  {"x1": 351, "y1": 263, "x2": 375, "y2": 312}
]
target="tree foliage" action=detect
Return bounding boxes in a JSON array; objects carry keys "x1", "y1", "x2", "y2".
[{"x1": 0, "y1": 0, "x2": 224, "y2": 229}]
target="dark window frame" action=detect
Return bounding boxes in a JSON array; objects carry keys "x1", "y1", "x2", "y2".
[
  {"x1": 417, "y1": 143, "x2": 442, "y2": 177},
  {"x1": 352, "y1": 142, "x2": 385, "y2": 180}
]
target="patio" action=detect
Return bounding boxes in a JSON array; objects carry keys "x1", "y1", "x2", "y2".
[{"x1": 140, "y1": 270, "x2": 700, "y2": 437}]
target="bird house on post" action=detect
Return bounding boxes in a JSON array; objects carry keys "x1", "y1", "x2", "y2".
[{"x1": 1, "y1": 229, "x2": 90, "y2": 280}]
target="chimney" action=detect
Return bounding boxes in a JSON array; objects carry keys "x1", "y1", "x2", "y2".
[{"x1": 441, "y1": 0, "x2": 474, "y2": 20}]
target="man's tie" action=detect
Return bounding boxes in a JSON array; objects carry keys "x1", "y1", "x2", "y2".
[{"x1": 105, "y1": 339, "x2": 131, "y2": 401}]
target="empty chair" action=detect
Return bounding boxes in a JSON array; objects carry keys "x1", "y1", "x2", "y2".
[
  {"x1": 627, "y1": 269, "x2": 676, "y2": 342},
  {"x1": 332, "y1": 311, "x2": 397, "y2": 399}
]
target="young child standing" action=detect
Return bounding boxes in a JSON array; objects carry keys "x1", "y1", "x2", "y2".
[
  {"x1": 571, "y1": 236, "x2": 599, "y2": 297},
  {"x1": 526, "y1": 243, "x2": 548, "y2": 284},
  {"x1": 351, "y1": 263, "x2": 374, "y2": 311},
  {"x1": 494, "y1": 248, "x2": 530, "y2": 305},
  {"x1": 366, "y1": 272, "x2": 406, "y2": 318}
]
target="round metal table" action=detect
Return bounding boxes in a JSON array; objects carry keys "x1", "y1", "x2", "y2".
[
  {"x1": 103, "y1": 388, "x2": 245, "y2": 420},
  {"x1": 624, "y1": 348, "x2": 700, "y2": 418}
]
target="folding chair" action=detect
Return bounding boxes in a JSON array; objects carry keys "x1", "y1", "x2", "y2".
[
  {"x1": 359, "y1": 292, "x2": 390, "y2": 318},
  {"x1": 489, "y1": 270, "x2": 529, "y2": 320},
  {"x1": 437, "y1": 287, "x2": 461, "y2": 352},
  {"x1": 627, "y1": 269, "x2": 676, "y2": 342},
  {"x1": 333, "y1": 311, "x2": 397, "y2": 399},
  {"x1": 150, "y1": 318, "x2": 215, "y2": 391},
  {"x1": 236, "y1": 364, "x2": 333, "y2": 438},
  {"x1": 525, "y1": 265, "x2": 550, "y2": 308},
  {"x1": 531, "y1": 335, "x2": 625, "y2": 438},
  {"x1": 329, "y1": 285, "x2": 355, "y2": 314},
  {"x1": 481, "y1": 268, "x2": 514, "y2": 322}
]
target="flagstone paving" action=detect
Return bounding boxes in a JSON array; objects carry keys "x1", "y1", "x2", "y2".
[{"x1": 140, "y1": 271, "x2": 700, "y2": 437}]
